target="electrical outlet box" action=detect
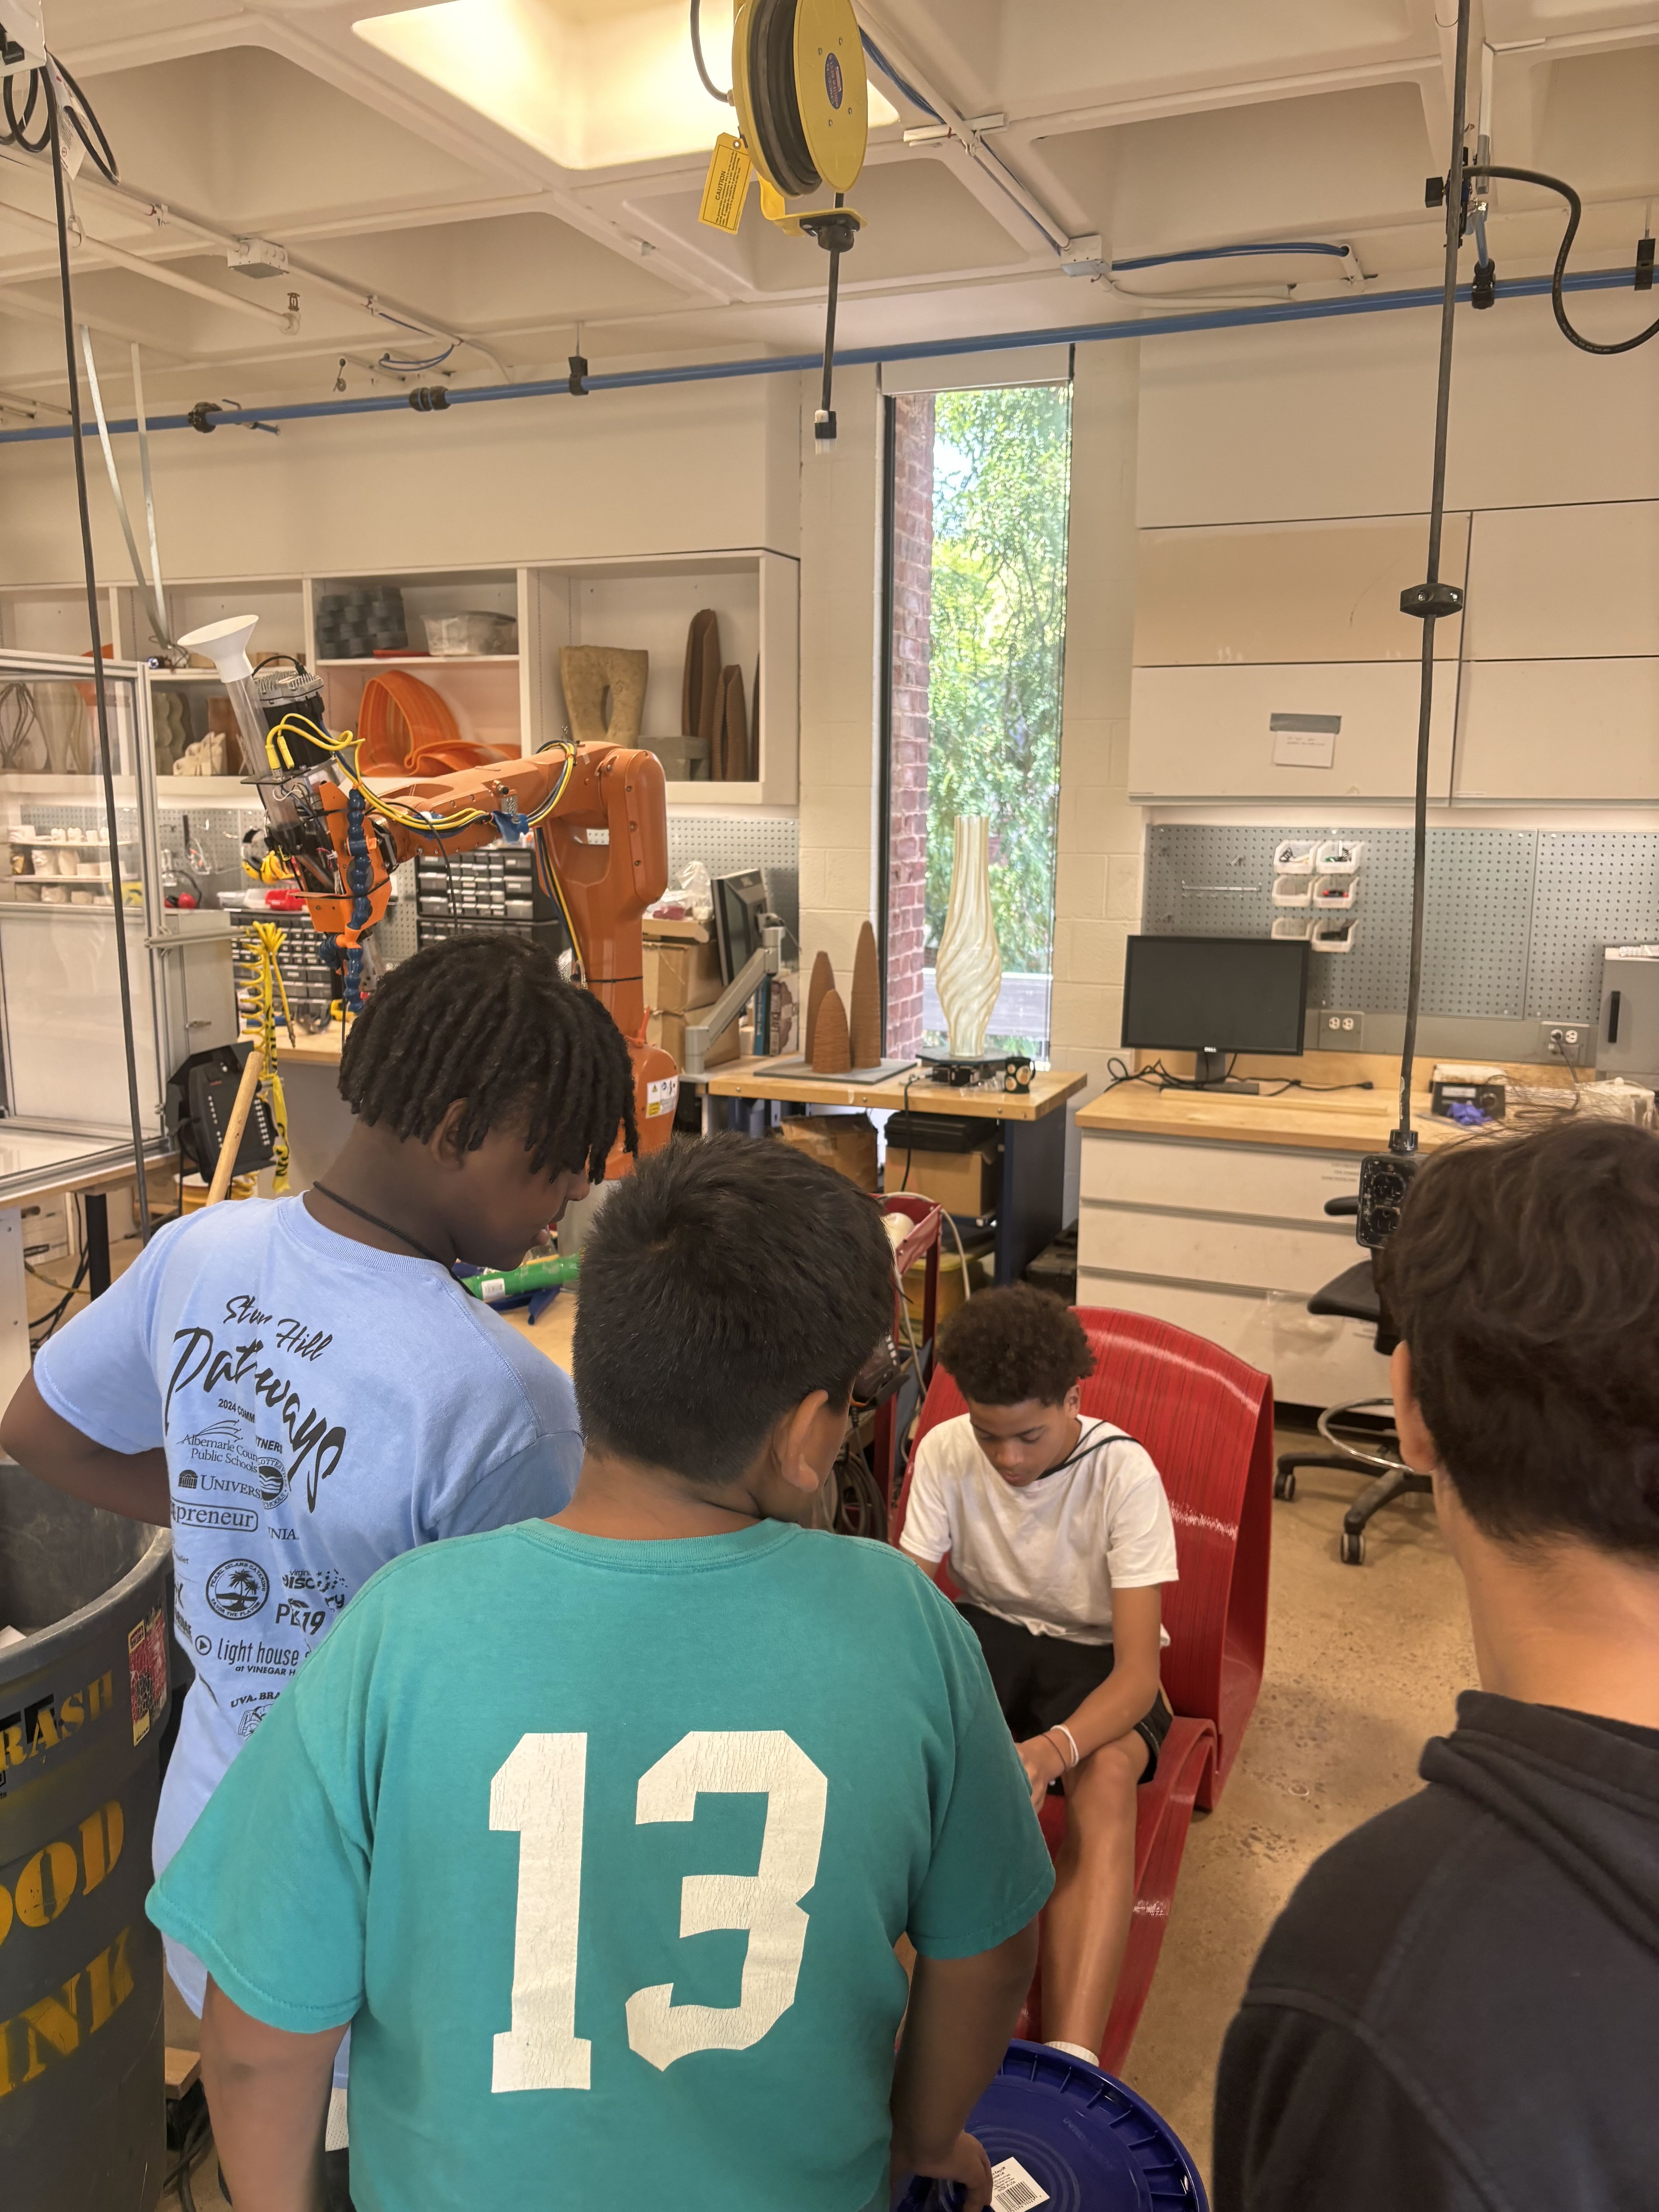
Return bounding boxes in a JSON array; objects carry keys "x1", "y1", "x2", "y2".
[
  {"x1": 1539, "y1": 1020, "x2": 1592, "y2": 1066},
  {"x1": 228, "y1": 235, "x2": 290, "y2": 280},
  {"x1": 1319, "y1": 1009, "x2": 1365, "y2": 1049}
]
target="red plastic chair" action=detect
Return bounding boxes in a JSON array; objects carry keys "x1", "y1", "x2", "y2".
[{"x1": 891, "y1": 1306, "x2": 1274, "y2": 2070}]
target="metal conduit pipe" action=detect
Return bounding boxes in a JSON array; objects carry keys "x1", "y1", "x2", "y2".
[
  {"x1": 0, "y1": 143, "x2": 508, "y2": 376},
  {"x1": 0, "y1": 261, "x2": 1639, "y2": 446},
  {"x1": 0, "y1": 198, "x2": 299, "y2": 329}
]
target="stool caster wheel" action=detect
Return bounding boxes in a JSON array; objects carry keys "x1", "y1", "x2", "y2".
[
  {"x1": 1340, "y1": 1529, "x2": 1365, "y2": 1566},
  {"x1": 1274, "y1": 1467, "x2": 1297, "y2": 1501}
]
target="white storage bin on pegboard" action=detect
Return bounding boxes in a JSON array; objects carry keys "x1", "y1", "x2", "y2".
[
  {"x1": 1311, "y1": 873, "x2": 1359, "y2": 911},
  {"x1": 1271, "y1": 915, "x2": 1314, "y2": 940},
  {"x1": 1272, "y1": 875, "x2": 1313, "y2": 908},
  {"x1": 1314, "y1": 838, "x2": 1365, "y2": 874},
  {"x1": 1273, "y1": 839, "x2": 1317, "y2": 875},
  {"x1": 1311, "y1": 914, "x2": 1360, "y2": 953}
]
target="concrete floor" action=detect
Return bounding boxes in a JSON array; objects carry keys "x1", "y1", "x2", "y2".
[
  {"x1": 1120, "y1": 1420, "x2": 1477, "y2": 2186},
  {"x1": 160, "y1": 1417, "x2": 1477, "y2": 2209}
]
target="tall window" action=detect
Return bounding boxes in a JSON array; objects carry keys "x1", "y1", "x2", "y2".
[{"x1": 883, "y1": 381, "x2": 1072, "y2": 1062}]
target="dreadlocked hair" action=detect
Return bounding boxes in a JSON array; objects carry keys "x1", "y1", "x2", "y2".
[{"x1": 339, "y1": 933, "x2": 637, "y2": 1179}]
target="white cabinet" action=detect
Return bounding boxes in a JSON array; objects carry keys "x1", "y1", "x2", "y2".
[
  {"x1": 1452, "y1": 501, "x2": 1659, "y2": 803},
  {"x1": 1462, "y1": 501, "x2": 1659, "y2": 661},
  {"x1": 1077, "y1": 1128, "x2": 1390, "y2": 1409},
  {"x1": 1128, "y1": 514, "x2": 1466, "y2": 802},
  {"x1": 1129, "y1": 660, "x2": 1457, "y2": 802},
  {"x1": 1454, "y1": 657, "x2": 1659, "y2": 803}
]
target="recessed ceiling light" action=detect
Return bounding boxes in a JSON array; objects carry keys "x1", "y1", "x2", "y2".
[{"x1": 355, "y1": 0, "x2": 896, "y2": 172}]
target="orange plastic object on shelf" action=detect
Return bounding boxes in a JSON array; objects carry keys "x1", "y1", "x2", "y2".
[{"x1": 356, "y1": 670, "x2": 494, "y2": 777}]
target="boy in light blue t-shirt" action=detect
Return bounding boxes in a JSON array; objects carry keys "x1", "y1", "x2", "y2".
[
  {"x1": 148, "y1": 1135, "x2": 1051, "y2": 2212},
  {"x1": 2, "y1": 935, "x2": 637, "y2": 2195}
]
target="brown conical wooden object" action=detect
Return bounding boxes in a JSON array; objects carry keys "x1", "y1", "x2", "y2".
[
  {"x1": 811, "y1": 986, "x2": 851, "y2": 1075},
  {"x1": 805, "y1": 950, "x2": 834, "y2": 1063},
  {"x1": 681, "y1": 607, "x2": 722, "y2": 743},
  {"x1": 849, "y1": 919, "x2": 880, "y2": 1068}
]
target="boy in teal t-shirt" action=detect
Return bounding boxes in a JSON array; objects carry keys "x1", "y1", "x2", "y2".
[{"x1": 149, "y1": 1134, "x2": 1053, "y2": 2212}]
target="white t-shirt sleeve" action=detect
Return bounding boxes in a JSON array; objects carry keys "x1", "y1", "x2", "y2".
[
  {"x1": 898, "y1": 1433, "x2": 953, "y2": 1564},
  {"x1": 1104, "y1": 1446, "x2": 1181, "y2": 1589}
]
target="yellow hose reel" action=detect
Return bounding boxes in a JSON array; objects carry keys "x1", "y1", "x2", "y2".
[
  {"x1": 697, "y1": 0, "x2": 869, "y2": 448},
  {"x1": 734, "y1": 0, "x2": 868, "y2": 202}
]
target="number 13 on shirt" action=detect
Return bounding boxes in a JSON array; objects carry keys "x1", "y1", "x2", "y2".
[{"x1": 489, "y1": 1729, "x2": 829, "y2": 2091}]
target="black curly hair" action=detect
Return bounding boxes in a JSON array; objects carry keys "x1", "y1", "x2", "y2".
[
  {"x1": 338, "y1": 933, "x2": 637, "y2": 1180},
  {"x1": 574, "y1": 1133, "x2": 894, "y2": 1484},
  {"x1": 936, "y1": 1283, "x2": 1095, "y2": 1407}
]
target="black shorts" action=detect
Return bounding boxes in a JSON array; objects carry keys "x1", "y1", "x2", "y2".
[{"x1": 958, "y1": 1602, "x2": 1173, "y2": 1785}]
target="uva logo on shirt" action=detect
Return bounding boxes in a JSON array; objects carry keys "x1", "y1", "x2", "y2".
[{"x1": 163, "y1": 1308, "x2": 347, "y2": 1512}]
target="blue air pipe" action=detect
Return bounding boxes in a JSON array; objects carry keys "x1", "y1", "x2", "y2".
[{"x1": 0, "y1": 263, "x2": 1640, "y2": 446}]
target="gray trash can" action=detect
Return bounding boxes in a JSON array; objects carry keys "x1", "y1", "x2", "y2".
[{"x1": 1, "y1": 1468, "x2": 172, "y2": 2211}]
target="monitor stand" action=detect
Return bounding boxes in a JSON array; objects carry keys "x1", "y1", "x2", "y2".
[{"x1": 1189, "y1": 1048, "x2": 1261, "y2": 1095}]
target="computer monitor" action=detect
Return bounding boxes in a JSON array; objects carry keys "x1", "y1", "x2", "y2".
[
  {"x1": 712, "y1": 869, "x2": 769, "y2": 986},
  {"x1": 1121, "y1": 934, "x2": 1310, "y2": 1088}
]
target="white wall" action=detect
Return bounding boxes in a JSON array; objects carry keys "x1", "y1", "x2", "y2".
[
  {"x1": 1138, "y1": 289, "x2": 1659, "y2": 526},
  {"x1": 1048, "y1": 343, "x2": 1143, "y2": 1212},
  {"x1": 0, "y1": 369, "x2": 801, "y2": 585},
  {"x1": 795, "y1": 365, "x2": 884, "y2": 986}
]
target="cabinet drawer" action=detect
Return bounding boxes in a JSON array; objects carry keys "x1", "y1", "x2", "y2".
[
  {"x1": 1080, "y1": 1132, "x2": 1362, "y2": 1222},
  {"x1": 1453, "y1": 657, "x2": 1659, "y2": 802},
  {"x1": 1128, "y1": 660, "x2": 1456, "y2": 802},
  {"x1": 1079, "y1": 1201, "x2": 1354, "y2": 1296}
]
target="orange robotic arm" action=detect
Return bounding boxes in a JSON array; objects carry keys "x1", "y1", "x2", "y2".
[{"x1": 281, "y1": 744, "x2": 677, "y2": 1168}]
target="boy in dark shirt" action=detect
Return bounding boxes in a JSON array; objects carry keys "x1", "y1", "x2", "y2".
[{"x1": 1214, "y1": 1118, "x2": 1659, "y2": 2212}]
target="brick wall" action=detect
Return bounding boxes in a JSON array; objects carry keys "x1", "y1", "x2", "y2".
[{"x1": 885, "y1": 390, "x2": 935, "y2": 1056}]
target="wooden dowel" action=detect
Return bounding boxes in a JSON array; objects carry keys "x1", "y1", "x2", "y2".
[{"x1": 207, "y1": 1045, "x2": 263, "y2": 1204}]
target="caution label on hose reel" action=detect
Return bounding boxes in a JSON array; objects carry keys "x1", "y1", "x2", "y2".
[{"x1": 700, "y1": 133, "x2": 753, "y2": 233}]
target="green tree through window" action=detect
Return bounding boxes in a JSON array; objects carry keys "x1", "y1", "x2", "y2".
[{"x1": 924, "y1": 383, "x2": 1072, "y2": 1058}]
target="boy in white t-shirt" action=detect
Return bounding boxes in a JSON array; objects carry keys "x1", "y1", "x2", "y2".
[{"x1": 899, "y1": 1285, "x2": 1179, "y2": 2066}]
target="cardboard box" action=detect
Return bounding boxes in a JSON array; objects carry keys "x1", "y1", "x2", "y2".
[
  {"x1": 887, "y1": 1143, "x2": 999, "y2": 1217},
  {"x1": 775, "y1": 1114, "x2": 879, "y2": 1191},
  {"x1": 647, "y1": 1006, "x2": 738, "y2": 1069},
  {"x1": 643, "y1": 917, "x2": 724, "y2": 1014}
]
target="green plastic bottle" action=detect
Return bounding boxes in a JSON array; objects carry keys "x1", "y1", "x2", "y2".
[{"x1": 462, "y1": 1251, "x2": 582, "y2": 1304}]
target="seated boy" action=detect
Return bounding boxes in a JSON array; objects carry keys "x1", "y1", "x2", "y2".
[
  {"x1": 146, "y1": 1135, "x2": 1053, "y2": 2212},
  {"x1": 1214, "y1": 1117, "x2": 1659, "y2": 2212},
  {"x1": 1, "y1": 934, "x2": 634, "y2": 2191},
  {"x1": 899, "y1": 1285, "x2": 1178, "y2": 2064}
]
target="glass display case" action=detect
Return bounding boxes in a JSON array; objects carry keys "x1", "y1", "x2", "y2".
[{"x1": 0, "y1": 647, "x2": 237, "y2": 1198}]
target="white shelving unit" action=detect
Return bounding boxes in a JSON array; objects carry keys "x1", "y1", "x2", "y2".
[{"x1": 0, "y1": 552, "x2": 800, "y2": 814}]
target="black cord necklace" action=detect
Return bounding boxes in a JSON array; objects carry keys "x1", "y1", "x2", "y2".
[
  {"x1": 309, "y1": 1182, "x2": 450, "y2": 1268},
  {"x1": 1036, "y1": 1417, "x2": 1124, "y2": 1483}
]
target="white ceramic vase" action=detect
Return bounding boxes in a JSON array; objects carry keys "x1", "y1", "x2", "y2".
[{"x1": 935, "y1": 814, "x2": 1002, "y2": 1056}]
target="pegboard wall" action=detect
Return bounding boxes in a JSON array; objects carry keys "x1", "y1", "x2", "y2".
[
  {"x1": 1143, "y1": 824, "x2": 1659, "y2": 1024},
  {"x1": 666, "y1": 812, "x2": 799, "y2": 939}
]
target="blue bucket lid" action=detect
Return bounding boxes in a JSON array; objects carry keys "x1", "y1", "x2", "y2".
[{"x1": 895, "y1": 2040, "x2": 1208, "y2": 2211}]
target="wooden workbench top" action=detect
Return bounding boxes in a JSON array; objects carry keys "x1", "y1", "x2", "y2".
[
  {"x1": 267, "y1": 1023, "x2": 349, "y2": 1066},
  {"x1": 1076, "y1": 1050, "x2": 1574, "y2": 1154},
  {"x1": 705, "y1": 1057, "x2": 1086, "y2": 1122}
]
